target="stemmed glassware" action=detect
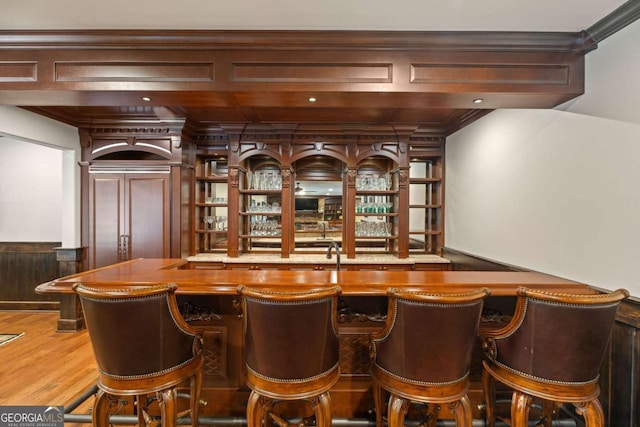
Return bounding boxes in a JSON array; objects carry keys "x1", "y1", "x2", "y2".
[
  {"x1": 203, "y1": 215, "x2": 227, "y2": 231},
  {"x1": 356, "y1": 172, "x2": 393, "y2": 191},
  {"x1": 248, "y1": 170, "x2": 282, "y2": 190},
  {"x1": 250, "y1": 219, "x2": 279, "y2": 236}
]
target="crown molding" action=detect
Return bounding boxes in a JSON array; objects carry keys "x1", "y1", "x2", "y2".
[
  {"x1": 0, "y1": 30, "x2": 593, "y2": 53},
  {"x1": 587, "y1": 0, "x2": 640, "y2": 43}
]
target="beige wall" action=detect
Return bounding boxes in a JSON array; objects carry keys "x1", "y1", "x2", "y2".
[{"x1": 446, "y1": 21, "x2": 640, "y2": 296}]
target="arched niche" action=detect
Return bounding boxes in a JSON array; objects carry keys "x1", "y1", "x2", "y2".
[{"x1": 292, "y1": 155, "x2": 346, "y2": 252}]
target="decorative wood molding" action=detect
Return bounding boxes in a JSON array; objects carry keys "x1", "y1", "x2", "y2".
[
  {"x1": 4, "y1": 30, "x2": 588, "y2": 136},
  {"x1": 0, "y1": 61, "x2": 37, "y2": 82},
  {"x1": 0, "y1": 30, "x2": 595, "y2": 53},
  {"x1": 587, "y1": 0, "x2": 640, "y2": 44},
  {"x1": 229, "y1": 167, "x2": 239, "y2": 188}
]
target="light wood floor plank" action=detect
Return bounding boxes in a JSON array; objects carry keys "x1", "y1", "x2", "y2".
[{"x1": 0, "y1": 311, "x2": 97, "y2": 412}]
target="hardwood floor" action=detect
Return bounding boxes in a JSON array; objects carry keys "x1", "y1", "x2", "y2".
[{"x1": 0, "y1": 311, "x2": 97, "y2": 413}]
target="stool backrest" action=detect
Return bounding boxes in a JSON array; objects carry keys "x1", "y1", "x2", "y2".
[
  {"x1": 74, "y1": 283, "x2": 201, "y2": 379},
  {"x1": 487, "y1": 287, "x2": 629, "y2": 384},
  {"x1": 238, "y1": 286, "x2": 342, "y2": 382},
  {"x1": 372, "y1": 288, "x2": 490, "y2": 384}
]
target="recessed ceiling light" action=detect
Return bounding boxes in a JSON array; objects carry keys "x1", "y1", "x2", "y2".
[
  {"x1": 308, "y1": 97, "x2": 317, "y2": 103},
  {"x1": 473, "y1": 98, "x2": 483, "y2": 104},
  {"x1": 142, "y1": 96, "x2": 152, "y2": 102}
]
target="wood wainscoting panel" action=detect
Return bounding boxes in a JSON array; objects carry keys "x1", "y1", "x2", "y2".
[{"x1": 0, "y1": 242, "x2": 61, "y2": 310}]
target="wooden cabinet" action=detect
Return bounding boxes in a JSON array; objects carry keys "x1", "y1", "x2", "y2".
[
  {"x1": 354, "y1": 189, "x2": 398, "y2": 255},
  {"x1": 323, "y1": 197, "x2": 342, "y2": 221},
  {"x1": 237, "y1": 157, "x2": 287, "y2": 256},
  {"x1": 194, "y1": 157, "x2": 229, "y2": 254},
  {"x1": 352, "y1": 162, "x2": 399, "y2": 256},
  {"x1": 408, "y1": 158, "x2": 444, "y2": 255},
  {"x1": 190, "y1": 139, "x2": 444, "y2": 259},
  {"x1": 78, "y1": 122, "x2": 185, "y2": 271},
  {"x1": 239, "y1": 189, "x2": 283, "y2": 252},
  {"x1": 88, "y1": 169, "x2": 171, "y2": 269}
]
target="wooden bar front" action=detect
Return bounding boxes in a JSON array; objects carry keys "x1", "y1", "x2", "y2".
[{"x1": 36, "y1": 259, "x2": 596, "y2": 421}]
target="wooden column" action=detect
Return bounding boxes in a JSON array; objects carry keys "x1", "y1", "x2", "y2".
[{"x1": 54, "y1": 247, "x2": 85, "y2": 331}]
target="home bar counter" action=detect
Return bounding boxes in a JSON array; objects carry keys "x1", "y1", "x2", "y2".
[
  {"x1": 36, "y1": 258, "x2": 597, "y2": 421},
  {"x1": 37, "y1": 257, "x2": 594, "y2": 296}
]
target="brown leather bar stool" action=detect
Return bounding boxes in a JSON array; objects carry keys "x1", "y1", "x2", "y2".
[
  {"x1": 237, "y1": 285, "x2": 342, "y2": 427},
  {"x1": 370, "y1": 288, "x2": 490, "y2": 427},
  {"x1": 73, "y1": 283, "x2": 204, "y2": 427},
  {"x1": 482, "y1": 287, "x2": 629, "y2": 427}
]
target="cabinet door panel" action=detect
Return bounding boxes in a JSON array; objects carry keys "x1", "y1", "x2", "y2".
[
  {"x1": 90, "y1": 176, "x2": 123, "y2": 269},
  {"x1": 89, "y1": 171, "x2": 171, "y2": 269},
  {"x1": 127, "y1": 174, "x2": 170, "y2": 260}
]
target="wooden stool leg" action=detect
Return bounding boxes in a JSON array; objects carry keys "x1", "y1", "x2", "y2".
[
  {"x1": 158, "y1": 388, "x2": 178, "y2": 427},
  {"x1": 482, "y1": 369, "x2": 496, "y2": 427},
  {"x1": 511, "y1": 390, "x2": 532, "y2": 427},
  {"x1": 136, "y1": 394, "x2": 148, "y2": 427},
  {"x1": 372, "y1": 380, "x2": 385, "y2": 427},
  {"x1": 246, "y1": 391, "x2": 265, "y2": 427},
  {"x1": 540, "y1": 400, "x2": 554, "y2": 427},
  {"x1": 575, "y1": 399, "x2": 605, "y2": 427},
  {"x1": 387, "y1": 395, "x2": 409, "y2": 427},
  {"x1": 312, "y1": 392, "x2": 333, "y2": 427},
  {"x1": 92, "y1": 390, "x2": 114, "y2": 427},
  {"x1": 423, "y1": 404, "x2": 439, "y2": 427},
  {"x1": 451, "y1": 395, "x2": 473, "y2": 427},
  {"x1": 190, "y1": 369, "x2": 203, "y2": 427}
]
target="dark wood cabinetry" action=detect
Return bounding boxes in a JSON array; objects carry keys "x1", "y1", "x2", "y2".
[
  {"x1": 88, "y1": 170, "x2": 171, "y2": 269},
  {"x1": 79, "y1": 122, "x2": 184, "y2": 270},
  {"x1": 190, "y1": 136, "x2": 445, "y2": 259},
  {"x1": 323, "y1": 197, "x2": 342, "y2": 222},
  {"x1": 408, "y1": 157, "x2": 444, "y2": 254},
  {"x1": 76, "y1": 119, "x2": 445, "y2": 267},
  {"x1": 194, "y1": 156, "x2": 229, "y2": 254}
]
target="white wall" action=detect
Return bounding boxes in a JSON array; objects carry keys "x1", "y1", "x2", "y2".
[
  {"x1": 0, "y1": 106, "x2": 79, "y2": 150},
  {"x1": 0, "y1": 107, "x2": 80, "y2": 246},
  {"x1": 0, "y1": 137, "x2": 62, "y2": 241},
  {"x1": 446, "y1": 21, "x2": 640, "y2": 296}
]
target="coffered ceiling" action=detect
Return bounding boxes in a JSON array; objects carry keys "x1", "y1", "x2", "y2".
[{"x1": 1, "y1": 0, "x2": 637, "y2": 138}]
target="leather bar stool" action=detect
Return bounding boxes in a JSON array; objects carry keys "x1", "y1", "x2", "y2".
[
  {"x1": 370, "y1": 288, "x2": 490, "y2": 427},
  {"x1": 237, "y1": 285, "x2": 342, "y2": 427},
  {"x1": 482, "y1": 287, "x2": 629, "y2": 427},
  {"x1": 74, "y1": 283, "x2": 204, "y2": 427}
]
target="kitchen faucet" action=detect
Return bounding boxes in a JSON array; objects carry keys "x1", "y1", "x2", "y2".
[{"x1": 326, "y1": 241, "x2": 341, "y2": 271}]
